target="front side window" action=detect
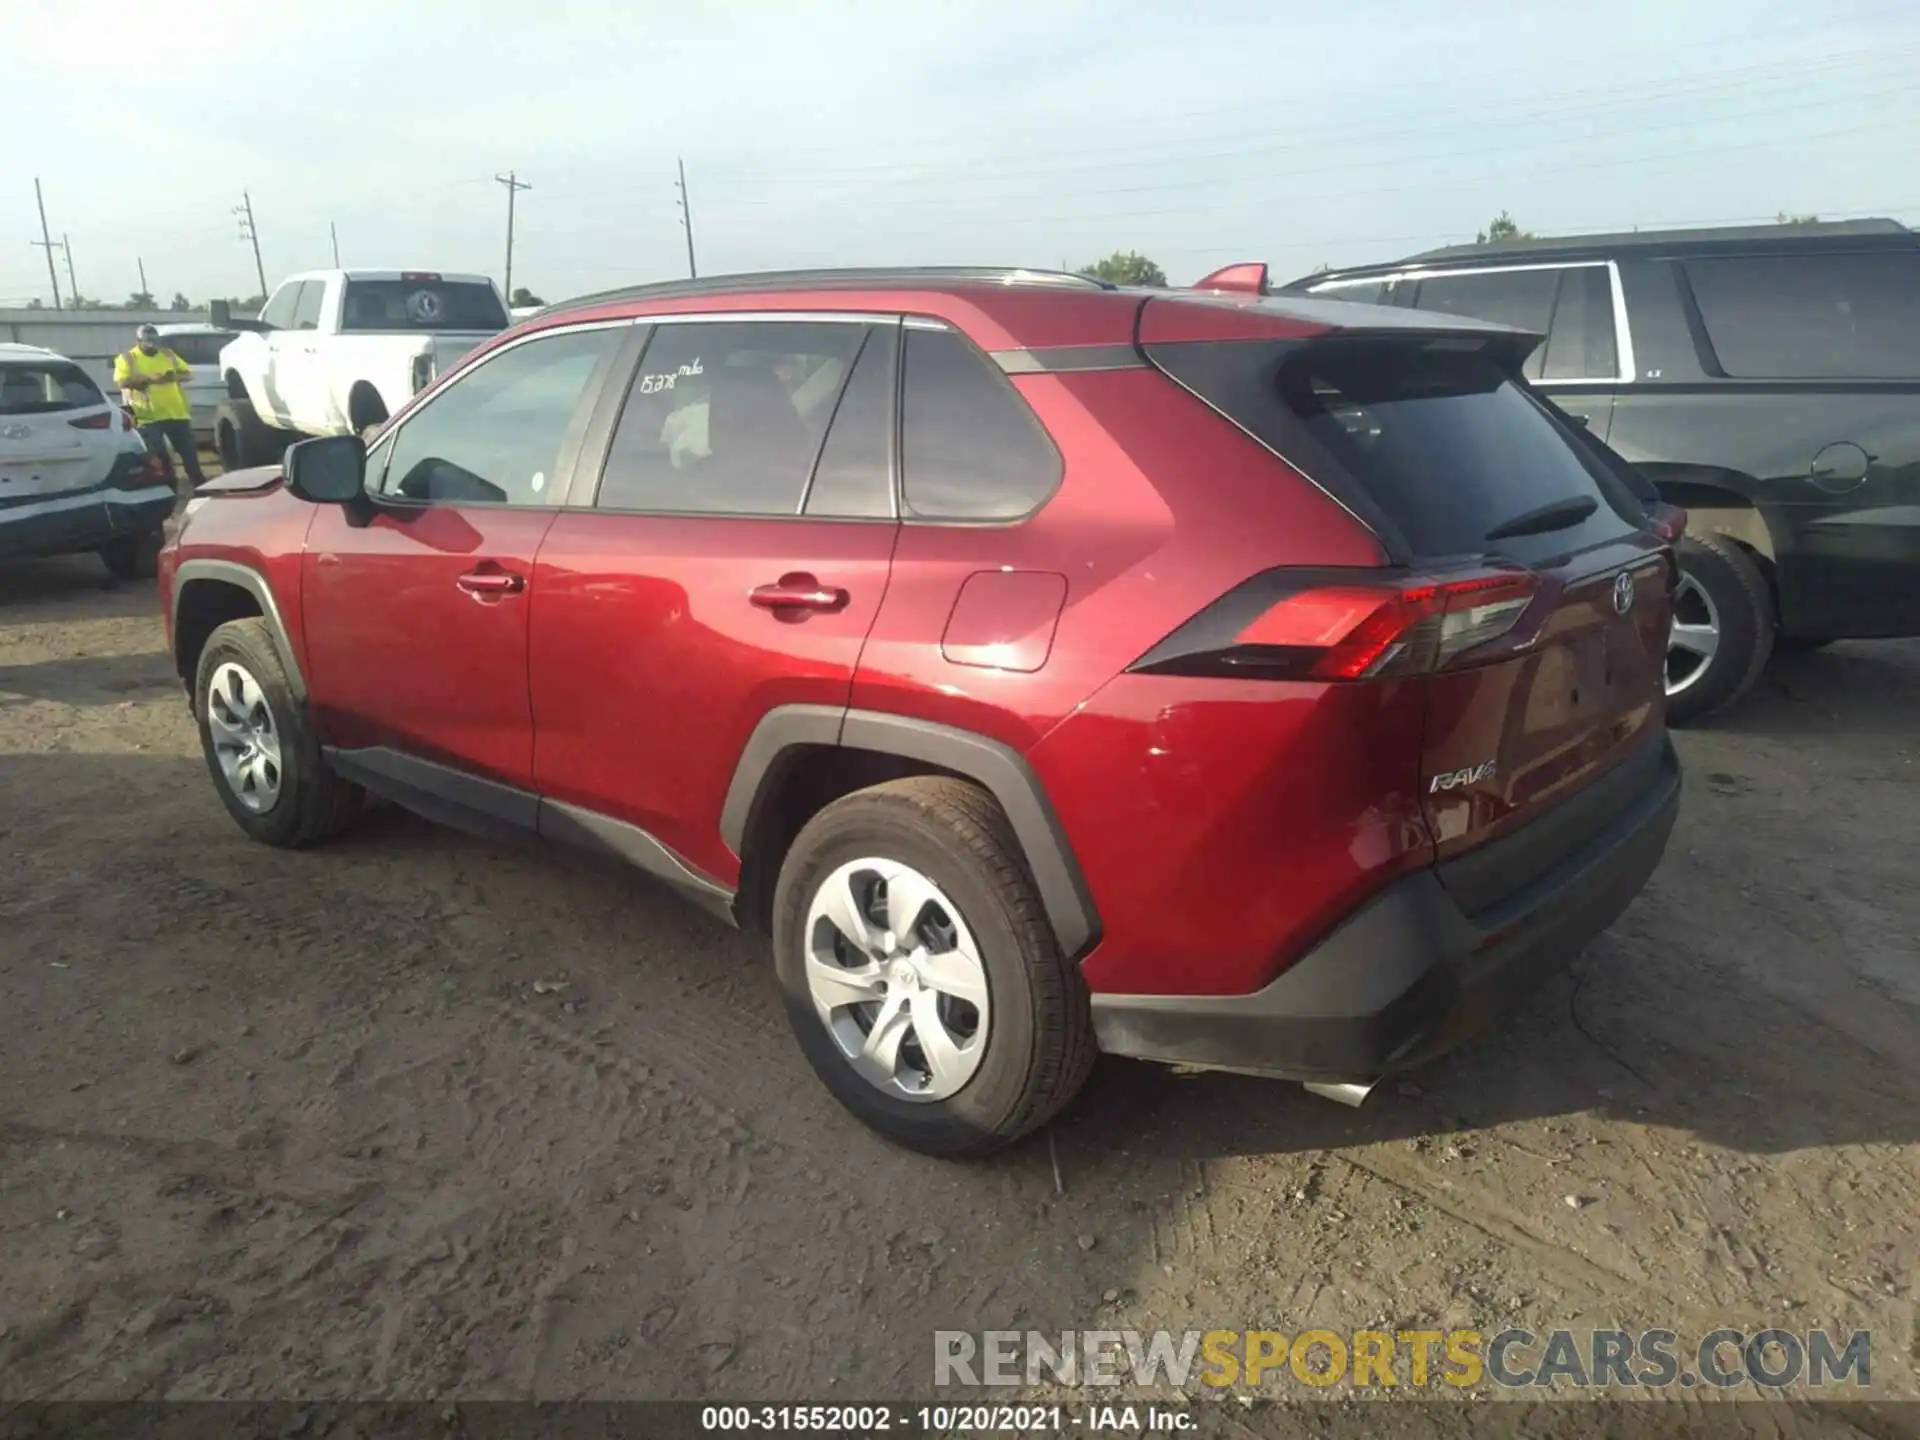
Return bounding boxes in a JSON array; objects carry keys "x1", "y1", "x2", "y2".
[
  {"x1": 291, "y1": 281, "x2": 326, "y2": 331},
  {"x1": 597, "y1": 320, "x2": 866, "y2": 515},
  {"x1": 901, "y1": 327, "x2": 1061, "y2": 520},
  {"x1": 1685, "y1": 251, "x2": 1920, "y2": 379},
  {"x1": 377, "y1": 327, "x2": 616, "y2": 506},
  {"x1": 258, "y1": 282, "x2": 301, "y2": 330}
]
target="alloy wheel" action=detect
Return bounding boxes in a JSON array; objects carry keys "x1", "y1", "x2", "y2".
[
  {"x1": 206, "y1": 661, "x2": 284, "y2": 813},
  {"x1": 1666, "y1": 572, "x2": 1722, "y2": 698},
  {"x1": 803, "y1": 858, "x2": 991, "y2": 1103}
]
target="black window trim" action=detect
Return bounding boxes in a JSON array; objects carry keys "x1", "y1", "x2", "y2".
[
  {"x1": 1311, "y1": 259, "x2": 1638, "y2": 387},
  {"x1": 573, "y1": 309, "x2": 903, "y2": 525},
  {"x1": 898, "y1": 314, "x2": 1066, "y2": 528},
  {"x1": 362, "y1": 317, "x2": 632, "y2": 513}
]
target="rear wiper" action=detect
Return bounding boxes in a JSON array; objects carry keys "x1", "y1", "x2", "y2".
[{"x1": 1484, "y1": 494, "x2": 1598, "y2": 541}]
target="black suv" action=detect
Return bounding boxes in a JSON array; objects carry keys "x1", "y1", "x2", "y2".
[{"x1": 1282, "y1": 219, "x2": 1920, "y2": 721}]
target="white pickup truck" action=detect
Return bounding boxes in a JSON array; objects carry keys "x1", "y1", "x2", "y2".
[{"x1": 209, "y1": 269, "x2": 510, "y2": 469}]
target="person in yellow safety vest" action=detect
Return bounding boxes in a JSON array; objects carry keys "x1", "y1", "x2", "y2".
[{"x1": 114, "y1": 324, "x2": 206, "y2": 489}]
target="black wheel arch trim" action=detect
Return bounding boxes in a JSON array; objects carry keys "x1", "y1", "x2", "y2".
[
  {"x1": 720, "y1": 705, "x2": 1101, "y2": 961},
  {"x1": 171, "y1": 558, "x2": 307, "y2": 700}
]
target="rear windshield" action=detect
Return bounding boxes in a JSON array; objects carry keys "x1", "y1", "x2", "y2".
[
  {"x1": 160, "y1": 332, "x2": 233, "y2": 365},
  {"x1": 339, "y1": 280, "x2": 507, "y2": 332},
  {"x1": 0, "y1": 361, "x2": 104, "y2": 415},
  {"x1": 1148, "y1": 335, "x2": 1643, "y2": 564}
]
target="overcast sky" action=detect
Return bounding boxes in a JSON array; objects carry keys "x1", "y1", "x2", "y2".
[{"x1": 8, "y1": 0, "x2": 1919, "y2": 306}]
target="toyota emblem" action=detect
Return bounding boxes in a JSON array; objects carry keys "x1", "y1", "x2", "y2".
[{"x1": 1612, "y1": 571, "x2": 1636, "y2": 615}]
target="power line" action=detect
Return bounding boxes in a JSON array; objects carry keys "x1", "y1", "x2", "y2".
[
  {"x1": 31, "y1": 178, "x2": 62, "y2": 310},
  {"x1": 495, "y1": 171, "x2": 532, "y2": 300},
  {"x1": 676, "y1": 157, "x2": 698, "y2": 279},
  {"x1": 235, "y1": 192, "x2": 267, "y2": 297}
]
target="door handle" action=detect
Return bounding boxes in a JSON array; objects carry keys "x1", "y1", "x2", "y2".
[
  {"x1": 456, "y1": 569, "x2": 526, "y2": 599},
  {"x1": 750, "y1": 576, "x2": 849, "y2": 613}
]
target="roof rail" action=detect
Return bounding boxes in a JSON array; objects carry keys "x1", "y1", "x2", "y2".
[{"x1": 532, "y1": 266, "x2": 1112, "y2": 320}]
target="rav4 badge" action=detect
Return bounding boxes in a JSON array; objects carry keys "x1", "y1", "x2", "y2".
[{"x1": 1429, "y1": 760, "x2": 1498, "y2": 793}]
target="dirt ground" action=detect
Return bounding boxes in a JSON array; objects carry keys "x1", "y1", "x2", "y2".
[{"x1": 1, "y1": 545, "x2": 1915, "y2": 1419}]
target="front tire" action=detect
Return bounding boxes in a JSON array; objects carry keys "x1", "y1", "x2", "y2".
[
  {"x1": 194, "y1": 618, "x2": 364, "y2": 847},
  {"x1": 211, "y1": 398, "x2": 294, "y2": 471},
  {"x1": 1665, "y1": 532, "x2": 1774, "y2": 724},
  {"x1": 99, "y1": 528, "x2": 163, "y2": 581},
  {"x1": 772, "y1": 777, "x2": 1096, "y2": 1158}
]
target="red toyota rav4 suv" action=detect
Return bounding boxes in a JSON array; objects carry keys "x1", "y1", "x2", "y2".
[{"x1": 160, "y1": 266, "x2": 1682, "y2": 1157}]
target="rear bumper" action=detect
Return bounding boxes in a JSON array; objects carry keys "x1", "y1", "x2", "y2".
[
  {"x1": 1090, "y1": 735, "x2": 1682, "y2": 1083},
  {"x1": 0, "y1": 481, "x2": 176, "y2": 562}
]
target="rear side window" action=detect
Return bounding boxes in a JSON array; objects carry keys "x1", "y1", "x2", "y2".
[
  {"x1": 0, "y1": 361, "x2": 103, "y2": 414},
  {"x1": 803, "y1": 324, "x2": 897, "y2": 519},
  {"x1": 340, "y1": 279, "x2": 508, "y2": 332},
  {"x1": 1411, "y1": 270, "x2": 1558, "y2": 379},
  {"x1": 598, "y1": 320, "x2": 865, "y2": 515},
  {"x1": 901, "y1": 327, "x2": 1061, "y2": 520},
  {"x1": 1538, "y1": 268, "x2": 1620, "y2": 381},
  {"x1": 1147, "y1": 336, "x2": 1642, "y2": 565},
  {"x1": 1685, "y1": 252, "x2": 1920, "y2": 379},
  {"x1": 160, "y1": 333, "x2": 233, "y2": 365}
]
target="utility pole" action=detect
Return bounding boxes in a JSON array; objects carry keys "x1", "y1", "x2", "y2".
[
  {"x1": 495, "y1": 171, "x2": 530, "y2": 302},
  {"x1": 676, "y1": 157, "x2": 698, "y2": 279},
  {"x1": 330, "y1": 221, "x2": 341, "y2": 268},
  {"x1": 61, "y1": 234, "x2": 78, "y2": 306},
  {"x1": 234, "y1": 191, "x2": 266, "y2": 298},
  {"x1": 32, "y1": 178, "x2": 62, "y2": 309},
  {"x1": 138, "y1": 256, "x2": 150, "y2": 302}
]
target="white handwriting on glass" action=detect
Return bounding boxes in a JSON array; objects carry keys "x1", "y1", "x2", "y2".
[{"x1": 638, "y1": 358, "x2": 704, "y2": 395}]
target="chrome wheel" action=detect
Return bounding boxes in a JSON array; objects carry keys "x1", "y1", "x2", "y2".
[
  {"x1": 1666, "y1": 571, "x2": 1722, "y2": 698},
  {"x1": 803, "y1": 858, "x2": 991, "y2": 1103},
  {"x1": 205, "y1": 661, "x2": 283, "y2": 813}
]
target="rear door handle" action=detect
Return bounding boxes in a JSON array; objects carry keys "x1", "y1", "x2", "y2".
[
  {"x1": 456, "y1": 569, "x2": 525, "y2": 599},
  {"x1": 750, "y1": 576, "x2": 849, "y2": 613}
]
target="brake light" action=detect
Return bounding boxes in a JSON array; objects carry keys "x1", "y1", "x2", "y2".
[
  {"x1": 400, "y1": 271, "x2": 442, "y2": 283},
  {"x1": 1131, "y1": 569, "x2": 1541, "y2": 682},
  {"x1": 1646, "y1": 502, "x2": 1687, "y2": 544},
  {"x1": 68, "y1": 411, "x2": 112, "y2": 430}
]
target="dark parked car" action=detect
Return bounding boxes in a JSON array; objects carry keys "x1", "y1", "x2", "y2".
[
  {"x1": 160, "y1": 267, "x2": 1680, "y2": 1156},
  {"x1": 1282, "y1": 219, "x2": 1920, "y2": 721}
]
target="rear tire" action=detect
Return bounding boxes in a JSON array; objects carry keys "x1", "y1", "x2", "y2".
[
  {"x1": 194, "y1": 618, "x2": 364, "y2": 847},
  {"x1": 212, "y1": 397, "x2": 295, "y2": 471},
  {"x1": 99, "y1": 528, "x2": 163, "y2": 581},
  {"x1": 1665, "y1": 532, "x2": 1774, "y2": 725},
  {"x1": 771, "y1": 777, "x2": 1097, "y2": 1158}
]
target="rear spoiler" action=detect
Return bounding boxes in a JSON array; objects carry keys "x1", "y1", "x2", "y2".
[{"x1": 1192, "y1": 262, "x2": 1270, "y2": 295}]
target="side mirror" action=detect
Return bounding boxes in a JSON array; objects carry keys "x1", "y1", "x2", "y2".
[
  {"x1": 209, "y1": 299, "x2": 232, "y2": 328},
  {"x1": 283, "y1": 434, "x2": 367, "y2": 504}
]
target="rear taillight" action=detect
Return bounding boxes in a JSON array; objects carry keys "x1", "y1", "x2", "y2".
[
  {"x1": 1645, "y1": 502, "x2": 1687, "y2": 544},
  {"x1": 69, "y1": 411, "x2": 112, "y2": 430},
  {"x1": 120, "y1": 407, "x2": 135, "y2": 430},
  {"x1": 1132, "y1": 568, "x2": 1542, "y2": 683},
  {"x1": 411, "y1": 354, "x2": 435, "y2": 393}
]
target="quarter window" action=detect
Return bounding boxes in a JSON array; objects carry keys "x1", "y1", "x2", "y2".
[
  {"x1": 377, "y1": 327, "x2": 616, "y2": 506},
  {"x1": 1685, "y1": 252, "x2": 1920, "y2": 379},
  {"x1": 900, "y1": 327, "x2": 1061, "y2": 520},
  {"x1": 1539, "y1": 267, "x2": 1621, "y2": 381},
  {"x1": 597, "y1": 320, "x2": 865, "y2": 515}
]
